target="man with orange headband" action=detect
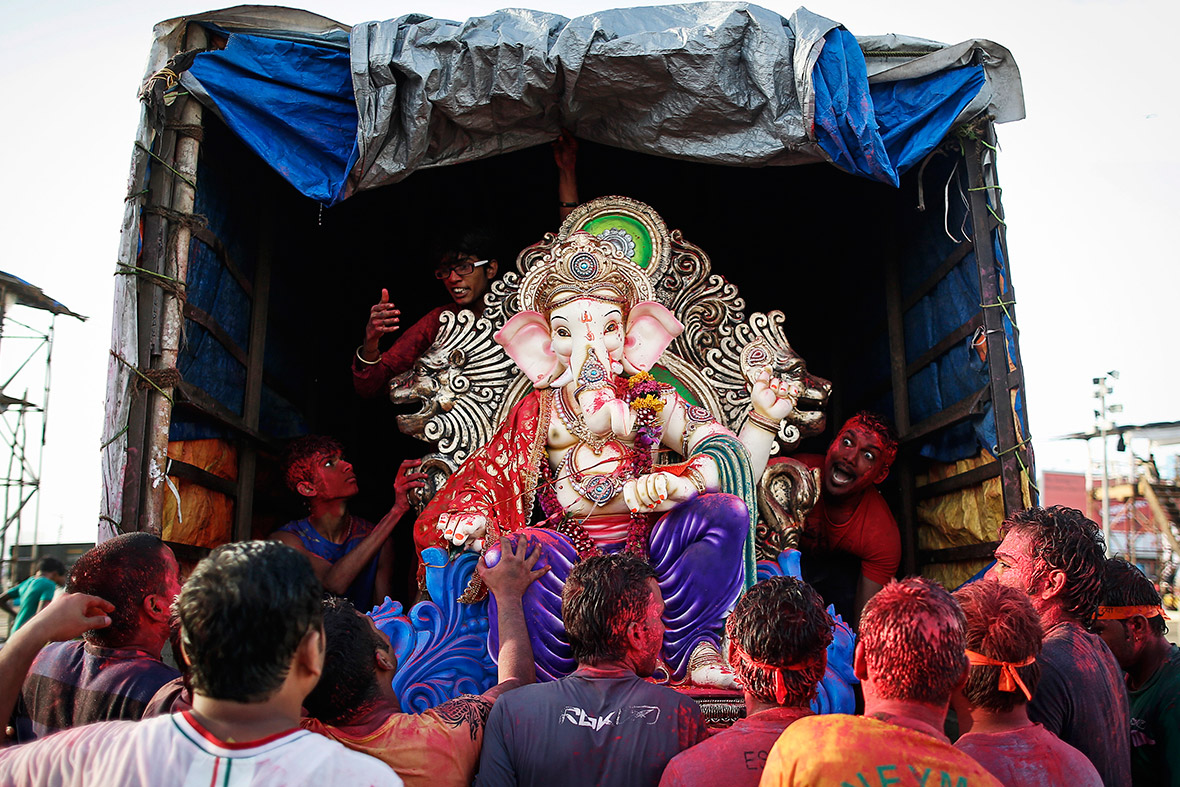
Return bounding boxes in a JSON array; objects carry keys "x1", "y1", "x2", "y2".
[
  {"x1": 986, "y1": 506, "x2": 1131, "y2": 786},
  {"x1": 760, "y1": 578, "x2": 1001, "y2": 786},
  {"x1": 951, "y1": 579, "x2": 1101, "y2": 785},
  {"x1": 659, "y1": 577, "x2": 832, "y2": 787},
  {"x1": 1097, "y1": 557, "x2": 1180, "y2": 786},
  {"x1": 791, "y1": 412, "x2": 900, "y2": 628}
]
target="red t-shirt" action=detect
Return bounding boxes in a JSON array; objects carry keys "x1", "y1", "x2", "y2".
[
  {"x1": 352, "y1": 304, "x2": 458, "y2": 398},
  {"x1": 954, "y1": 723, "x2": 1102, "y2": 786},
  {"x1": 791, "y1": 454, "x2": 900, "y2": 586},
  {"x1": 658, "y1": 706, "x2": 812, "y2": 787}
]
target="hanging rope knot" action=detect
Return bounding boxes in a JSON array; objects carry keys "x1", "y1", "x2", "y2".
[{"x1": 136, "y1": 367, "x2": 183, "y2": 391}]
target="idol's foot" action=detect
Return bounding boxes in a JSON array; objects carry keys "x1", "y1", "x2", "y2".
[{"x1": 685, "y1": 641, "x2": 738, "y2": 690}]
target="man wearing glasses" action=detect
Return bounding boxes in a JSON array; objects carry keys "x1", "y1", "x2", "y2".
[{"x1": 352, "y1": 233, "x2": 499, "y2": 399}]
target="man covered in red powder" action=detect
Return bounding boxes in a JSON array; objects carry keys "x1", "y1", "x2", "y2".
[
  {"x1": 659, "y1": 576, "x2": 832, "y2": 787},
  {"x1": 271, "y1": 435, "x2": 425, "y2": 611},
  {"x1": 986, "y1": 506, "x2": 1131, "y2": 786},
  {"x1": 951, "y1": 579, "x2": 1101, "y2": 785},
  {"x1": 792, "y1": 411, "x2": 900, "y2": 627},
  {"x1": 760, "y1": 577, "x2": 1001, "y2": 787},
  {"x1": 15, "y1": 533, "x2": 182, "y2": 741},
  {"x1": 1097, "y1": 557, "x2": 1180, "y2": 786},
  {"x1": 302, "y1": 536, "x2": 546, "y2": 787}
]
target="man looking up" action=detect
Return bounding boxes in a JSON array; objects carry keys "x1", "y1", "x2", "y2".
[
  {"x1": 271, "y1": 435, "x2": 425, "y2": 611},
  {"x1": 790, "y1": 411, "x2": 900, "y2": 627},
  {"x1": 761, "y1": 577, "x2": 1001, "y2": 787},
  {"x1": 17, "y1": 533, "x2": 181, "y2": 739},
  {"x1": 986, "y1": 505, "x2": 1131, "y2": 786},
  {"x1": 0, "y1": 556, "x2": 66, "y2": 633},
  {"x1": 659, "y1": 576, "x2": 832, "y2": 787},
  {"x1": 951, "y1": 579, "x2": 1101, "y2": 785},
  {"x1": 302, "y1": 535, "x2": 548, "y2": 787},
  {"x1": 477, "y1": 552, "x2": 709, "y2": 787},
  {"x1": 0, "y1": 541, "x2": 400, "y2": 786},
  {"x1": 1097, "y1": 557, "x2": 1180, "y2": 786},
  {"x1": 353, "y1": 231, "x2": 499, "y2": 399}
]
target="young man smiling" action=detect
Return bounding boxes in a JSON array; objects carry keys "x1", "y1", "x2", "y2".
[{"x1": 792, "y1": 412, "x2": 900, "y2": 627}]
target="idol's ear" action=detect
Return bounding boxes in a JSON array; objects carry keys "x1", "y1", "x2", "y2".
[
  {"x1": 623, "y1": 301, "x2": 683, "y2": 373},
  {"x1": 495, "y1": 311, "x2": 561, "y2": 388}
]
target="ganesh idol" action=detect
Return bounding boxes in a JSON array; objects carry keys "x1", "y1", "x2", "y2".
[{"x1": 414, "y1": 232, "x2": 799, "y2": 688}]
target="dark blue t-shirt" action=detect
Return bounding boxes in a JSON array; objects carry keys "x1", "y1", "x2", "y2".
[{"x1": 477, "y1": 666, "x2": 708, "y2": 787}]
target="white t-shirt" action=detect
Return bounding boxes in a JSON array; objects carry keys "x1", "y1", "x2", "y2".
[{"x1": 0, "y1": 710, "x2": 402, "y2": 787}]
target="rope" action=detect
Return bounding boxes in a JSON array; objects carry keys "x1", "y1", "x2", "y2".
[
  {"x1": 109, "y1": 349, "x2": 177, "y2": 406},
  {"x1": 141, "y1": 205, "x2": 207, "y2": 232},
  {"x1": 115, "y1": 263, "x2": 187, "y2": 300},
  {"x1": 100, "y1": 424, "x2": 129, "y2": 452},
  {"x1": 165, "y1": 123, "x2": 204, "y2": 142},
  {"x1": 125, "y1": 188, "x2": 150, "y2": 202},
  {"x1": 993, "y1": 437, "x2": 1039, "y2": 496},
  {"x1": 980, "y1": 298, "x2": 1019, "y2": 332},
  {"x1": 99, "y1": 515, "x2": 125, "y2": 534},
  {"x1": 134, "y1": 142, "x2": 197, "y2": 190}
]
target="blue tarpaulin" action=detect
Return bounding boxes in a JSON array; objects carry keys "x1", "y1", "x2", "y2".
[{"x1": 185, "y1": 34, "x2": 358, "y2": 204}]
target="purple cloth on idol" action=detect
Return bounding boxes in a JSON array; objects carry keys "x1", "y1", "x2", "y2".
[{"x1": 486, "y1": 493, "x2": 747, "y2": 681}]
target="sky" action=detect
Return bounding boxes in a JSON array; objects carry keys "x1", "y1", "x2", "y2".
[{"x1": 0, "y1": 0, "x2": 1177, "y2": 548}]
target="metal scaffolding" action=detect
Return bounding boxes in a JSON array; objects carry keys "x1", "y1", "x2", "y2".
[{"x1": 0, "y1": 272, "x2": 84, "y2": 585}]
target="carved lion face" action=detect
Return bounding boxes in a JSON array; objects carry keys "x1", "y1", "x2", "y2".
[{"x1": 388, "y1": 345, "x2": 465, "y2": 442}]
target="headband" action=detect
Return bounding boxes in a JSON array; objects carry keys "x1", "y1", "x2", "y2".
[
  {"x1": 1096, "y1": 605, "x2": 1170, "y2": 621},
  {"x1": 965, "y1": 649, "x2": 1035, "y2": 701},
  {"x1": 729, "y1": 642, "x2": 817, "y2": 705}
]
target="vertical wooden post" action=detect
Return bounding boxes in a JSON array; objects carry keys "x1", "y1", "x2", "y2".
[
  {"x1": 884, "y1": 257, "x2": 917, "y2": 576},
  {"x1": 963, "y1": 133, "x2": 1028, "y2": 519},
  {"x1": 234, "y1": 216, "x2": 273, "y2": 541},
  {"x1": 141, "y1": 23, "x2": 208, "y2": 534}
]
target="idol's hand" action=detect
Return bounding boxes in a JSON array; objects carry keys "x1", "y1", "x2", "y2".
[
  {"x1": 622, "y1": 472, "x2": 694, "y2": 514},
  {"x1": 437, "y1": 512, "x2": 488, "y2": 553},
  {"x1": 750, "y1": 366, "x2": 799, "y2": 421}
]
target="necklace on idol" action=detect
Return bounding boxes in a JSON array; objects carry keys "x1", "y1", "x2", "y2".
[
  {"x1": 561, "y1": 441, "x2": 633, "y2": 506},
  {"x1": 554, "y1": 387, "x2": 611, "y2": 454}
]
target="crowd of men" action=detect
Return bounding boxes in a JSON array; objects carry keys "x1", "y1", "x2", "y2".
[{"x1": 0, "y1": 503, "x2": 1171, "y2": 786}]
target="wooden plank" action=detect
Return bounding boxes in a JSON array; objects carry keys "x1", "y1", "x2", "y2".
[
  {"x1": 191, "y1": 227, "x2": 253, "y2": 299},
  {"x1": 915, "y1": 462, "x2": 1001, "y2": 501},
  {"x1": 173, "y1": 381, "x2": 276, "y2": 449},
  {"x1": 884, "y1": 255, "x2": 918, "y2": 576},
  {"x1": 905, "y1": 316, "x2": 981, "y2": 380},
  {"x1": 902, "y1": 385, "x2": 991, "y2": 445},
  {"x1": 182, "y1": 303, "x2": 248, "y2": 367},
  {"x1": 919, "y1": 541, "x2": 1000, "y2": 565},
  {"x1": 963, "y1": 133, "x2": 1027, "y2": 517},
  {"x1": 234, "y1": 217, "x2": 273, "y2": 542},
  {"x1": 166, "y1": 458, "x2": 237, "y2": 498},
  {"x1": 902, "y1": 240, "x2": 973, "y2": 313}
]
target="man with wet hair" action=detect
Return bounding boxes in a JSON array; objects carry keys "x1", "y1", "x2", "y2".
[
  {"x1": 761, "y1": 577, "x2": 1001, "y2": 786},
  {"x1": 302, "y1": 535, "x2": 546, "y2": 787},
  {"x1": 659, "y1": 576, "x2": 832, "y2": 787},
  {"x1": 0, "y1": 540, "x2": 400, "y2": 786},
  {"x1": 16, "y1": 533, "x2": 181, "y2": 739},
  {"x1": 1097, "y1": 557, "x2": 1180, "y2": 785},
  {"x1": 951, "y1": 579, "x2": 1101, "y2": 785},
  {"x1": 0, "y1": 555, "x2": 66, "y2": 633},
  {"x1": 987, "y1": 505, "x2": 1131, "y2": 786},
  {"x1": 353, "y1": 229, "x2": 500, "y2": 399},
  {"x1": 477, "y1": 552, "x2": 708, "y2": 787},
  {"x1": 787, "y1": 411, "x2": 901, "y2": 627},
  {"x1": 272, "y1": 434, "x2": 424, "y2": 610}
]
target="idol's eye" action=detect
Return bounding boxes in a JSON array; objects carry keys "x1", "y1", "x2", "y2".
[
  {"x1": 605, "y1": 322, "x2": 619, "y2": 333},
  {"x1": 555, "y1": 327, "x2": 571, "y2": 338}
]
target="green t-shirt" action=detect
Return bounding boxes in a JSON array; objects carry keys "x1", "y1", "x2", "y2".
[
  {"x1": 1129, "y1": 643, "x2": 1180, "y2": 786},
  {"x1": 11, "y1": 575, "x2": 58, "y2": 632}
]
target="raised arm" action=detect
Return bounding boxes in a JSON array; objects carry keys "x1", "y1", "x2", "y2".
[
  {"x1": 477, "y1": 535, "x2": 550, "y2": 696},
  {"x1": 0, "y1": 593, "x2": 113, "y2": 741}
]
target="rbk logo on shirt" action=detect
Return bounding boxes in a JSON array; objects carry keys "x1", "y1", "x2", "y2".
[{"x1": 559, "y1": 705, "x2": 661, "y2": 731}]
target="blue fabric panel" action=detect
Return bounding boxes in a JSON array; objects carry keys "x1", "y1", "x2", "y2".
[
  {"x1": 871, "y1": 66, "x2": 986, "y2": 175},
  {"x1": 813, "y1": 28, "x2": 897, "y2": 186},
  {"x1": 187, "y1": 34, "x2": 358, "y2": 205},
  {"x1": 813, "y1": 27, "x2": 986, "y2": 188}
]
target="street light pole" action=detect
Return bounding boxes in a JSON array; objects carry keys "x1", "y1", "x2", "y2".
[{"x1": 1093, "y1": 371, "x2": 1120, "y2": 556}]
